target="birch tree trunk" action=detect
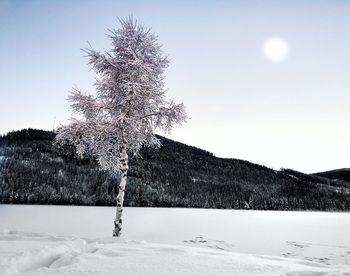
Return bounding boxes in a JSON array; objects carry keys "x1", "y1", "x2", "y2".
[{"x1": 113, "y1": 141, "x2": 129, "y2": 237}]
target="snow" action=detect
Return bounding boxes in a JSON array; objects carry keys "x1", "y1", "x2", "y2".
[{"x1": 0, "y1": 205, "x2": 350, "y2": 275}]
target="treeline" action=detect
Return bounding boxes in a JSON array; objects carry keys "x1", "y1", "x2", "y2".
[{"x1": 0, "y1": 128, "x2": 349, "y2": 211}]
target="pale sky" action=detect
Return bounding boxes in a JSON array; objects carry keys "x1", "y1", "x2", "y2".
[{"x1": 1, "y1": 0, "x2": 349, "y2": 173}]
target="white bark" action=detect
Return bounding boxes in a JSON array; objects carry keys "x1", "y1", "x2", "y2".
[
  {"x1": 55, "y1": 18, "x2": 187, "y2": 237},
  {"x1": 113, "y1": 141, "x2": 128, "y2": 237}
]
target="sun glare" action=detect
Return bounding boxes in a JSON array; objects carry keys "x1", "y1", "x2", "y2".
[{"x1": 263, "y1": 37, "x2": 289, "y2": 63}]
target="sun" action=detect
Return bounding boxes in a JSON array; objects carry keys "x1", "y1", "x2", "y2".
[{"x1": 263, "y1": 37, "x2": 289, "y2": 63}]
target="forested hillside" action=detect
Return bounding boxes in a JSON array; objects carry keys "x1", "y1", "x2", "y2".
[
  {"x1": 0, "y1": 129, "x2": 349, "y2": 210},
  {"x1": 313, "y1": 169, "x2": 350, "y2": 183}
]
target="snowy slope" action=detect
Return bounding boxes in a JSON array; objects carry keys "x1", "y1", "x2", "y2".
[
  {"x1": 0, "y1": 205, "x2": 350, "y2": 275},
  {"x1": 1, "y1": 231, "x2": 349, "y2": 276}
]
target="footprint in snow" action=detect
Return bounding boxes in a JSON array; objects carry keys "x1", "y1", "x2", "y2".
[{"x1": 183, "y1": 237, "x2": 235, "y2": 251}]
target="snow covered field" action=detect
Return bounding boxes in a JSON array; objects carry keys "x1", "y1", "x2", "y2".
[{"x1": 0, "y1": 205, "x2": 349, "y2": 275}]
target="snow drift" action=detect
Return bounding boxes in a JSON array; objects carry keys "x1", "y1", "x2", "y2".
[{"x1": 0, "y1": 205, "x2": 349, "y2": 275}]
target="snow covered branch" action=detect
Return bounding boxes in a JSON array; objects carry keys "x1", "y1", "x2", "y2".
[
  {"x1": 56, "y1": 16, "x2": 187, "y2": 237},
  {"x1": 56, "y1": 17, "x2": 187, "y2": 175}
]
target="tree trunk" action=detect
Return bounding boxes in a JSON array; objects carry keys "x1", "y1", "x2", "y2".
[{"x1": 113, "y1": 142, "x2": 128, "y2": 237}]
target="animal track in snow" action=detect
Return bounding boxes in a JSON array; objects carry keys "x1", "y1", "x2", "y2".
[{"x1": 183, "y1": 237, "x2": 236, "y2": 251}]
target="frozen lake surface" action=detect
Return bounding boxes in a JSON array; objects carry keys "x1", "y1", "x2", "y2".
[{"x1": 0, "y1": 205, "x2": 349, "y2": 275}]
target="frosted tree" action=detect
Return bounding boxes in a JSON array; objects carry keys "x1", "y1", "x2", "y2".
[{"x1": 56, "y1": 17, "x2": 187, "y2": 237}]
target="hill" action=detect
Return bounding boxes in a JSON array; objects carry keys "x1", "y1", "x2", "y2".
[
  {"x1": 0, "y1": 128, "x2": 349, "y2": 210},
  {"x1": 313, "y1": 169, "x2": 350, "y2": 183}
]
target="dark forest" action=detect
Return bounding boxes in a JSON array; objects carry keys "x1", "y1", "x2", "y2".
[{"x1": 0, "y1": 129, "x2": 349, "y2": 211}]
